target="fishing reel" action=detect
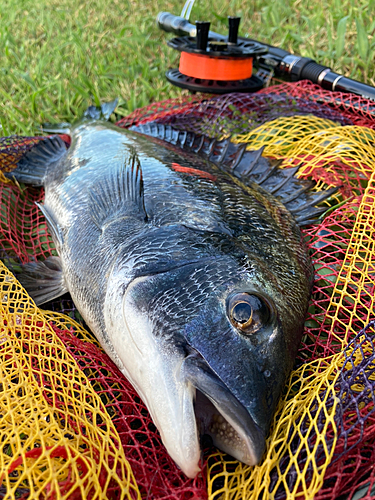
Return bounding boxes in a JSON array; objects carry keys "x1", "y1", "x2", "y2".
[
  {"x1": 158, "y1": 11, "x2": 267, "y2": 94},
  {"x1": 158, "y1": 2, "x2": 375, "y2": 102}
]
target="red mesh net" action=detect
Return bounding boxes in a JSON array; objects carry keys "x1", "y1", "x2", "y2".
[
  {"x1": 1, "y1": 80, "x2": 375, "y2": 499},
  {"x1": 117, "y1": 80, "x2": 375, "y2": 133},
  {"x1": 0, "y1": 185, "x2": 51, "y2": 262},
  {"x1": 315, "y1": 320, "x2": 375, "y2": 500}
]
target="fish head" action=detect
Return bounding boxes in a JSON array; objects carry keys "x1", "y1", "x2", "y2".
[{"x1": 104, "y1": 245, "x2": 312, "y2": 478}]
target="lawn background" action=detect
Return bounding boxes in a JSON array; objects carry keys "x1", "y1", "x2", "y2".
[{"x1": 0, "y1": 0, "x2": 374, "y2": 136}]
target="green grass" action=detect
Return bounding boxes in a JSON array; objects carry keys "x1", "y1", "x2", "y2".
[{"x1": 0, "y1": 0, "x2": 374, "y2": 135}]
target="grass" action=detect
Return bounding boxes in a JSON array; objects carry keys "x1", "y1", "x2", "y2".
[{"x1": 0, "y1": 0, "x2": 374, "y2": 135}]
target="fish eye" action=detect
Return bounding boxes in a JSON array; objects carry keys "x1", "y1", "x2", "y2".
[{"x1": 227, "y1": 292, "x2": 270, "y2": 335}]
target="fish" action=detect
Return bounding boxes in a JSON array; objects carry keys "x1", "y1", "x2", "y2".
[{"x1": 6, "y1": 111, "x2": 336, "y2": 478}]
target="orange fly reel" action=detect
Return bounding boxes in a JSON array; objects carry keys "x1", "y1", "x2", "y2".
[
  {"x1": 179, "y1": 52, "x2": 253, "y2": 81},
  {"x1": 166, "y1": 17, "x2": 266, "y2": 94}
]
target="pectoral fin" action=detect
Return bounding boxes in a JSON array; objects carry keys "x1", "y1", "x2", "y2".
[{"x1": 89, "y1": 150, "x2": 148, "y2": 230}]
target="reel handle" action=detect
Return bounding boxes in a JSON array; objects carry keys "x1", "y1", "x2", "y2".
[{"x1": 157, "y1": 12, "x2": 222, "y2": 40}]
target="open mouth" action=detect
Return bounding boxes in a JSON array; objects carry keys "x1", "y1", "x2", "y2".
[{"x1": 183, "y1": 353, "x2": 265, "y2": 466}]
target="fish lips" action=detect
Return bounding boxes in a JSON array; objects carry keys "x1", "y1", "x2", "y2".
[{"x1": 182, "y1": 353, "x2": 266, "y2": 466}]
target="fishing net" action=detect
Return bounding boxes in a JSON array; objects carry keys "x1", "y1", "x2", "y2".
[{"x1": 1, "y1": 79, "x2": 375, "y2": 499}]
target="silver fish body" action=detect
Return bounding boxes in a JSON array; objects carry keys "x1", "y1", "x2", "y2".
[{"x1": 10, "y1": 120, "x2": 319, "y2": 477}]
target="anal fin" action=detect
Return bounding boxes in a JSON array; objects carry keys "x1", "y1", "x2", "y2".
[
  {"x1": 4, "y1": 136, "x2": 67, "y2": 186},
  {"x1": 13, "y1": 256, "x2": 68, "y2": 306},
  {"x1": 89, "y1": 150, "x2": 148, "y2": 230}
]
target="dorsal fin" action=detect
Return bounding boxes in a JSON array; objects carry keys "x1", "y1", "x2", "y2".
[
  {"x1": 132, "y1": 123, "x2": 338, "y2": 226},
  {"x1": 89, "y1": 149, "x2": 148, "y2": 230},
  {"x1": 4, "y1": 136, "x2": 67, "y2": 186}
]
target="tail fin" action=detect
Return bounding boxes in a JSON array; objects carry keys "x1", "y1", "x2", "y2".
[
  {"x1": 83, "y1": 99, "x2": 119, "y2": 121},
  {"x1": 41, "y1": 99, "x2": 119, "y2": 134}
]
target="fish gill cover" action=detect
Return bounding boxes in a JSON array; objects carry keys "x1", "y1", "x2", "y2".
[{"x1": 0, "y1": 80, "x2": 374, "y2": 499}]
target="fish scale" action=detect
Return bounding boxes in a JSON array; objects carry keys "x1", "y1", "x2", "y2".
[{"x1": 6, "y1": 117, "x2": 335, "y2": 478}]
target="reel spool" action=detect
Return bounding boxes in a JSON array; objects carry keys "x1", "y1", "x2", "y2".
[{"x1": 166, "y1": 17, "x2": 267, "y2": 94}]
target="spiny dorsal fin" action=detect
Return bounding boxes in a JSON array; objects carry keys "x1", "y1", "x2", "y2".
[
  {"x1": 5, "y1": 136, "x2": 67, "y2": 186},
  {"x1": 89, "y1": 149, "x2": 148, "y2": 230},
  {"x1": 11, "y1": 256, "x2": 68, "y2": 306},
  {"x1": 132, "y1": 122, "x2": 339, "y2": 226}
]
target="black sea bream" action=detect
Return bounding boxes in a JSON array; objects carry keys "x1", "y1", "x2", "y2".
[{"x1": 7, "y1": 119, "x2": 335, "y2": 478}]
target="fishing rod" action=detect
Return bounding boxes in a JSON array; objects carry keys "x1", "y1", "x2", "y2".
[{"x1": 157, "y1": 5, "x2": 375, "y2": 104}]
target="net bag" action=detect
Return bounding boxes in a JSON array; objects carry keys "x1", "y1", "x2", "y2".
[{"x1": 1, "y1": 80, "x2": 375, "y2": 499}]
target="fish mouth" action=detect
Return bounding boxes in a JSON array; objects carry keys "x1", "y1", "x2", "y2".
[{"x1": 183, "y1": 353, "x2": 265, "y2": 466}]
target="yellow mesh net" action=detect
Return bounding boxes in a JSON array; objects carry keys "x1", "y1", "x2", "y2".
[
  {"x1": 237, "y1": 115, "x2": 375, "y2": 179},
  {"x1": 0, "y1": 111, "x2": 375, "y2": 499},
  {"x1": 0, "y1": 264, "x2": 140, "y2": 499}
]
